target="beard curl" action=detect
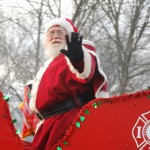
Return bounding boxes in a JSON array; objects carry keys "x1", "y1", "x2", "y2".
[{"x1": 45, "y1": 41, "x2": 66, "y2": 59}]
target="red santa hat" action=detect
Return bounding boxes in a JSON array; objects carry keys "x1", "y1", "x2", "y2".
[{"x1": 44, "y1": 18, "x2": 78, "y2": 35}]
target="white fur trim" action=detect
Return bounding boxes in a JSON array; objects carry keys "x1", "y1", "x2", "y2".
[
  {"x1": 35, "y1": 120, "x2": 44, "y2": 133},
  {"x1": 25, "y1": 80, "x2": 34, "y2": 86},
  {"x1": 96, "y1": 91, "x2": 109, "y2": 98},
  {"x1": 88, "y1": 51, "x2": 108, "y2": 98},
  {"x1": 82, "y1": 39, "x2": 95, "y2": 47},
  {"x1": 29, "y1": 58, "x2": 53, "y2": 114},
  {"x1": 65, "y1": 46, "x2": 92, "y2": 79},
  {"x1": 45, "y1": 18, "x2": 74, "y2": 35}
]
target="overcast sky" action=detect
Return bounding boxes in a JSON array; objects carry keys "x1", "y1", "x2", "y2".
[{"x1": 1, "y1": 0, "x2": 73, "y2": 18}]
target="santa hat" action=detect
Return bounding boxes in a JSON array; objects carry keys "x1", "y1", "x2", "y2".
[{"x1": 44, "y1": 18, "x2": 78, "y2": 35}]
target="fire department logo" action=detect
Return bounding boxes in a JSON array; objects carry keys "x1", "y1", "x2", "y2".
[{"x1": 132, "y1": 111, "x2": 150, "y2": 150}]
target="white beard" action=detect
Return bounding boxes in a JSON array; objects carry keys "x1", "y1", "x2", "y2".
[{"x1": 45, "y1": 42, "x2": 66, "y2": 59}]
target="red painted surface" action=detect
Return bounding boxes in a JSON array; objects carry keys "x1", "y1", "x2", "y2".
[
  {"x1": 50, "y1": 90, "x2": 150, "y2": 150},
  {"x1": 0, "y1": 90, "x2": 150, "y2": 150},
  {"x1": 0, "y1": 91, "x2": 31, "y2": 150}
]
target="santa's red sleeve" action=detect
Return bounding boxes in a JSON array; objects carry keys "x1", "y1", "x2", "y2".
[{"x1": 65, "y1": 39, "x2": 109, "y2": 98}]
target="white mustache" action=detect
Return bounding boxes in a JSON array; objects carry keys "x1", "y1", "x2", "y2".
[{"x1": 50, "y1": 39, "x2": 64, "y2": 44}]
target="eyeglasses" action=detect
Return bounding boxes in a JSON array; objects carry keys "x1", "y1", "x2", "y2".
[{"x1": 47, "y1": 29, "x2": 66, "y2": 37}]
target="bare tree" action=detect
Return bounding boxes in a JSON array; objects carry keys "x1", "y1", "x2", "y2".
[{"x1": 85, "y1": 0, "x2": 150, "y2": 95}]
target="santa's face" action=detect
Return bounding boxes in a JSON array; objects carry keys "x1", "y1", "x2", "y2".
[{"x1": 44, "y1": 26, "x2": 67, "y2": 58}]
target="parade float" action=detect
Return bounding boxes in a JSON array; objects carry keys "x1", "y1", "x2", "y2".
[{"x1": 0, "y1": 89, "x2": 150, "y2": 150}]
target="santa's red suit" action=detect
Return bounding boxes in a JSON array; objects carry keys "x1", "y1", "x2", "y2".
[{"x1": 29, "y1": 18, "x2": 109, "y2": 150}]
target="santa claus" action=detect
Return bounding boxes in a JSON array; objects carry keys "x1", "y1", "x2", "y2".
[{"x1": 29, "y1": 17, "x2": 109, "y2": 150}]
